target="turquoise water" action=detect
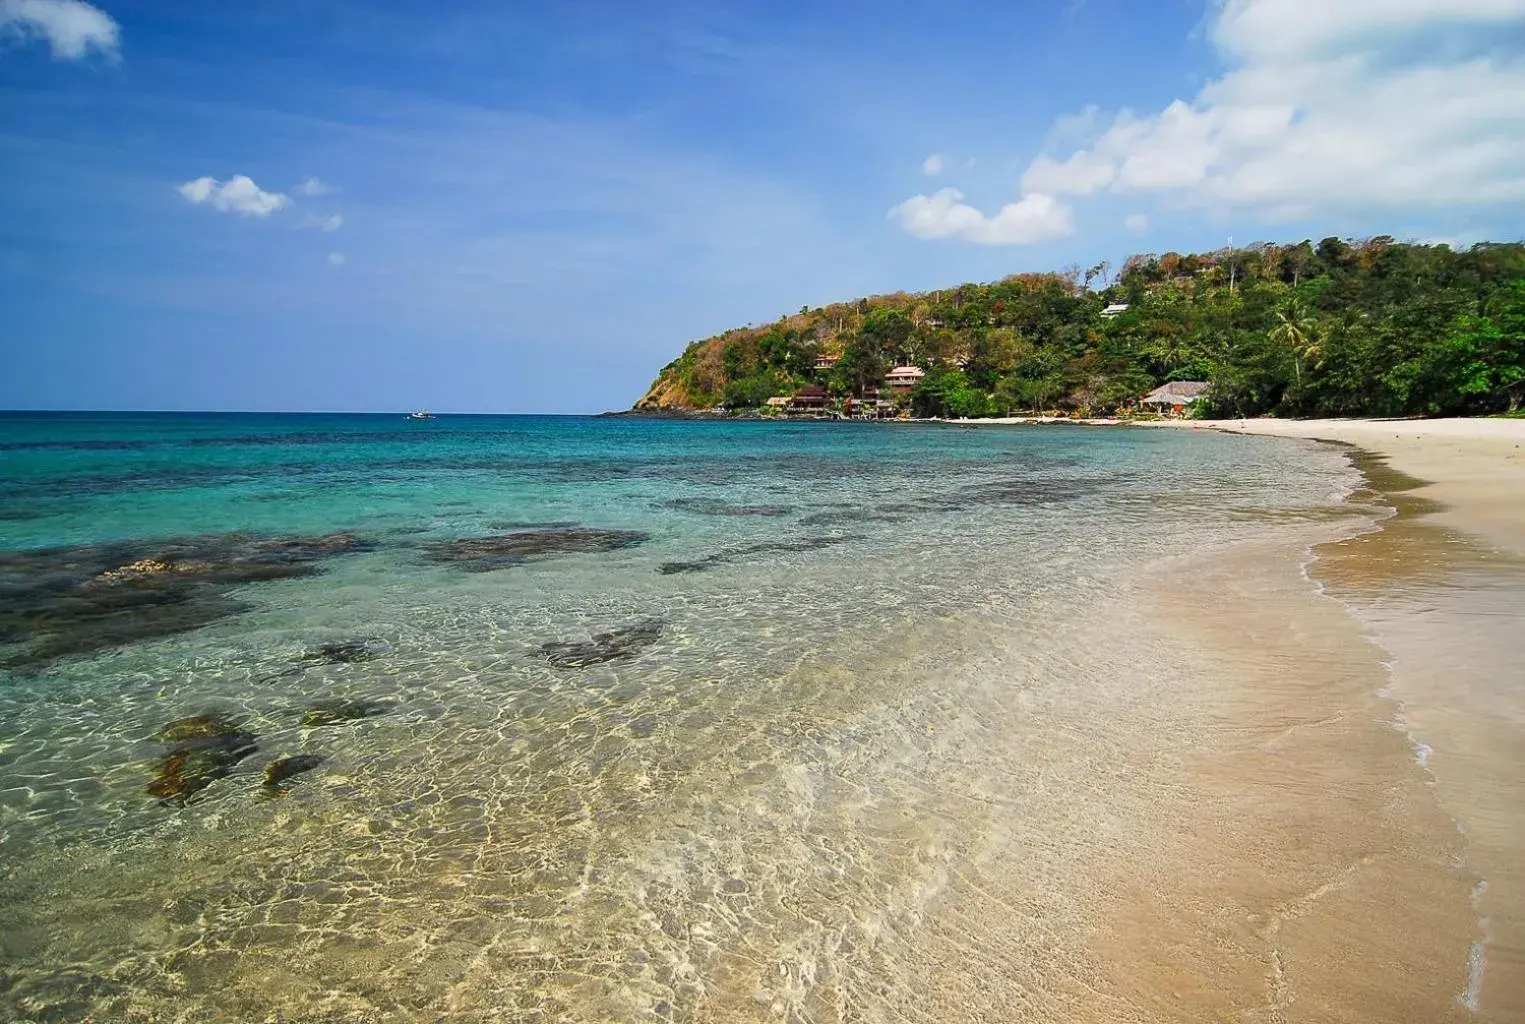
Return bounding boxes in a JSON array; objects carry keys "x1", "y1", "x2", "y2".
[{"x1": 0, "y1": 413, "x2": 1356, "y2": 1022}]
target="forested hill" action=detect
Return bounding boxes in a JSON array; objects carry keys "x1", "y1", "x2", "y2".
[{"x1": 634, "y1": 237, "x2": 1525, "y2": 419}]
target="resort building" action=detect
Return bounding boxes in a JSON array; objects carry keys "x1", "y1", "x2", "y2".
[
  {"x1": 885, "y1": 365, "x2": 926, "y2": 393},
  {"x1": 764, "y1": 396, "x2": 791, "y2": 409},
  {"x1": 814, "y1": 353, "x2": 841, "y2": 371},
  {"x1": 1101, "y1": 303, "x2": 1131, "y2": 318},
  {"x1": 1140, "y1": 380, "x2": 1209, "y2": 416},
  {"x1": 847, "y1": 397, "x2": 896, "y2": 419},
  {"x1": 789, "y1": 384, "x2": 830, "y2": 412},
  {"x1": 844, "y1": 385, "x2": 895, "y2": 420}
]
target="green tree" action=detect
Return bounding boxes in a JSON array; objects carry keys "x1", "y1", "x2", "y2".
[
  {"x1": 639, "y1": 238, "x2": 1525, "y2": 420},
  {"x1": 911, "y1": 369, "x2": 991, "y2": 418},
  {"x1": 722, "y1": 370, "x2": 787, "y2": 409},
  {"x1": 1417, "y1": 284, "x2": 1525, "y2": 413},
  {"x1": 1269, "y1": 299, "x2": 1322, "y2": 385},
  {"x1": 835, "y1": 335, "x2": 892, "y2": 396}
]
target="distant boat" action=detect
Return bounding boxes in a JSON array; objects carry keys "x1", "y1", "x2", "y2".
[{"x1": 406, "y1": 411, "x2": 436, "y2": 420}]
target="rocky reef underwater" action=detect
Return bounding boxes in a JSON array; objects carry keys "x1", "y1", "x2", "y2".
[{"x1": 0, "y1": 524, "x2": 677, "y2": 809}]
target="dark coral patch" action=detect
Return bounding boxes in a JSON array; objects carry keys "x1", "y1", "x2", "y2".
[
  {"x1": 537, "y1": 619, "x2": 664, "y2": 669},
  {"x1": 153, "y1": 714, "x2": 245, "y2": 745},
  {"x1": 300, "y1": 640, "x2": 389, "y2": 665},
  {"x1": 0, "y1": 532, "x2": 374, "y2": 670},
  {"x1": 301, "y1": 699, "x2": 391, "y2": 727},
  {"x1": 147, "y1": 731, "x2": 258, "y2": 806},
  {"x1": 423, "y1": 527, "x2": 648, "y2": 572},
  {"x1": 658, "y1": 535, "x2": 862, "y2": 575},
  {"x1": 263, "y1": 754, "x2": 327, "y2": 793}
]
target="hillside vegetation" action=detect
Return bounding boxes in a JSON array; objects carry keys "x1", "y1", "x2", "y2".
[{"x1": 634, "y1": 237, "x2": 1525, "y2": 419}]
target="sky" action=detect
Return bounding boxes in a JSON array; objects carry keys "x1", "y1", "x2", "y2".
[{"x1": 2, "y1": 0, "x2": 1524, "y2": 413}]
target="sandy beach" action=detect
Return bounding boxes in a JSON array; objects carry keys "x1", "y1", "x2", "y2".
[
  {"x1": 929, "y1": 414, "x2": 1525, "y2": 1020},
  {"x1": 1165, "y1": 417, "x2": 1525, "y2": 1021},
  {"x1": 1169, "y1": 417, "x2": 1525, "y2": 558},
  {"x1": 833, "y1": 415, "x2": 1525, "y2": 1020}
]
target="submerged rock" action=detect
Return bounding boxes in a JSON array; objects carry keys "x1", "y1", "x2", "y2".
[
  {"x1": 423, "y1": 527, "x2": 648, "y2": 572},
  {"x1": 300, "y1": 639, "x2": 388, "y2": 665},
  {"x1": 97, "y1": 558, "x2": 199, "y2": 582},
  {"x1": 653, "y1": 498, "x2": 793, "y2": 518},
  {"x1": 152, "y1": 714, "x2": 244, "y2": 745},
  {"x1": 301, "y1": 698, "x2": 390, "y2": 727},
  {"x1": 147, "y1": 732, "x2": 257, "y2": 806},
  {"x1": 538, "y1": 619, "x2": 664, "y2": 669},
  {"x1": 263, "y1": 754, "x2": 326, "y2": 791},
  {"x1": 0, "y1": 531, "x2": 376, "y2": 671},
  {"x1": 798, "y1": 509, "x2": 907, "y2": 528},
  {"x1": 656, "y1": 561, "x2": 709, "y2": 576},
  {"x1": 658, "y1": 535, "x2": 863, "y2": 575},
  {"x1": 483, "y1": 520, "x2": 579, "y2": 531}
]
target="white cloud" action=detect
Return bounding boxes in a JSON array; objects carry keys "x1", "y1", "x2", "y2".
[
  {"x1": 327, "y1": 252, "x2": 346, "y2": 266},
  {"x1": 177, "y1": 177, "x2": 213, "y2": 204},
  {"x1": 1212, "y1": 0, "x2": 1525, "y2": 63},
  {"x1": 889, "y1": 187, "x2": 1074, "y2": 246},
  {"x1": 1124, "y1": 213, "x2": 1149, "y2": 232},
  {"x1": 322, "y1": 213, "x2": 343, "y2": 232},
  {"x1": 1020, "y1": 149, "x2": 1117, "y2": 196},
  {"x1": 0, "y1": 0, "x2": 118, "y2": 60},
  {"x1": 298, "y1": 176, "x2": 332, "y2": 196},
  {"x1": 1019, "y1": 0, "x2": 1525, "y2": 217},
  {"x1": 178, "y1": 174, "x2": 289, "y2": 217},
  {"x1": 922, "y1": 153, "x2": 944, "y2": 176},
  {"x1": 1051, "y1": 104, "x2": 1102, "y2": 143}
]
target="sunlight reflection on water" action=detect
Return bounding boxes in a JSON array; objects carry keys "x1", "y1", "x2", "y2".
[{"x1": 0, "y1": 414, "x2": 1357, "y2": 1022}]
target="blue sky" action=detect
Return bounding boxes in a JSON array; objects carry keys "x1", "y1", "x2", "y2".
[{"x1": 2, "y1": 0, "x2": 1524, "y2": 413}]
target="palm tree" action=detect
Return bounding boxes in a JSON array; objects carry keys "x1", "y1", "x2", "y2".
[
  {"x1": 1270, "y1": 300, "x2": 1322, "y2": 384},
  {"x1": 1148, "y1": 330, "x2": 1190, "y2": 374}
]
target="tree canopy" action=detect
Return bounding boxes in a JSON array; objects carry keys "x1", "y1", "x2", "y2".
[{"x1": 636, "y1": 237, "x2": 1525, "y2": 418}]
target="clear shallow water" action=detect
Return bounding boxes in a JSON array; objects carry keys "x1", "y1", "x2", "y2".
[{"x1": 0, "y1": 413, "x2": 1357, "y2": 1022}]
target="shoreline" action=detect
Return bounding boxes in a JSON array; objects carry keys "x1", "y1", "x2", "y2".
[
  {"x1": 3, "y1": 414, "x2": 1521, "y2": 1020},
  {"x1": 1154, "y1": 417, "x2": 1525, "y2": 559},
  {"x1": 1086, "y1": 508, "x2": 1477, "y2": 1021},
  {"x1": 1182, "y1": 417, "x2": 1525, "y2": 1020},
  {"x1": 902, "y1": 415, "x2": 1523, "y2": 1019}
]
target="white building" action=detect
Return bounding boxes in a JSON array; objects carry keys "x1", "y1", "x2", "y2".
[{"x1": 884, "y1": 366, "x2": 926, "y2": 393}]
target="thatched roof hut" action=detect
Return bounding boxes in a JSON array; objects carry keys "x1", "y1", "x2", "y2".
[{"x1": 1140, "y1": 381, "x2": 1209, "y2": 407}]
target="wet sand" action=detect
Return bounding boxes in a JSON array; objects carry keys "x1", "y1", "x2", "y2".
[
  {"x1": 795, "y1": 469, "x2": 1500, "y2": 1022},
  {"x1": 1097, "y1": 535, "x2": 1480, "y2": 1023},
  {"x1": 1152, "y1": 417, "x2": 1525, "y2": 1021}
]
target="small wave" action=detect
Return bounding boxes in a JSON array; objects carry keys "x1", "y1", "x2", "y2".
[{"x1": 1458, "y1": 939, "x2": 1486, "y2": 1012}]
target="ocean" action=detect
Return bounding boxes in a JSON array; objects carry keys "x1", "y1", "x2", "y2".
[{"x1": 0, "y1": 412, "x2": 1363, "y2": 1022}]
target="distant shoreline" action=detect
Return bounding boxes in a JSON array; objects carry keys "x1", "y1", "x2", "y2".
[{"x1": 610, "y1": 407, "x2": 1525, "y2": 431}]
